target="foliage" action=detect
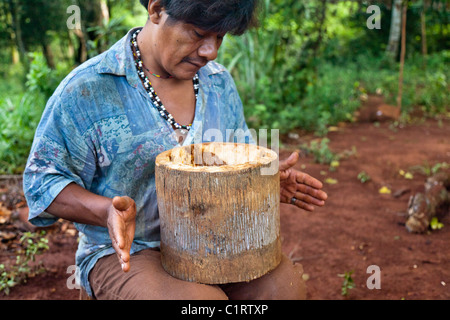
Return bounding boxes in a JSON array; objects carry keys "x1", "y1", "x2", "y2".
[
  {"x1": 216, "y1": 1, "x2": 449, "y2": 136},
  {"x1": 17, "y1": 1, "x2": 69, "y2": 47},
  {"x1": 87, "y1": 16, "x2": 130, "y2": 58},
  {"x1": 302, "y1": 138, "x2": 337, "y2": 165},
  {"x1": 357, "y1": 171, "x2": 371, "y2": 183},
  {"x1": 0, "y1": 92, "x2": 44, "y2": 174},
  {"x1": 0, "y1": 52, "x2": 62, "y2": 174},
  {"x1": 218, "y1": 0, "x2": 331, "y2": 134},
  {"x1": 338, "y1": 270, "x2": 355, "y2": 296},
  {"x1": 25, "y1": 52, "x2": 66, "y2": 99},
  {"x1": 356, "y1": 51, "x2": 449, "y2": 115},
  {"x1": 430, "y1": 217, "x2": 444, "y2": 230},
  {"x1": 299, "y1": 63, "x2": 361, "y2": 136},
  {"x1": 409, "y1": 161, "x2": 449, "y2": 177},
  {"x1": 0, "y1": 231, "x2": 49, "y2": 296}
]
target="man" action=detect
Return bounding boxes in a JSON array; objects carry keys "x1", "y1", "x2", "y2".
[{"x1": 23, "y1": 0, "x2": 327, "y2": 299}]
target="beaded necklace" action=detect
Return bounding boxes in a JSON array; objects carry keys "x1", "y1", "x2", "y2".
[{"x1": 131, "y1": 29, "x2": 199, "y2": 133}]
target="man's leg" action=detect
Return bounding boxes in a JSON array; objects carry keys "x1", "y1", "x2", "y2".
[
  {"x1": 220, "y1": 254, "x2": 307, "y2": 300},
  {"x1": 89, "y1": 248, "x2": 228, "y2": 300}
]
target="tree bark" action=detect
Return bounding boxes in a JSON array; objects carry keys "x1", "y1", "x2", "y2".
[
  {"x1": 155, "y1": 143, "x2": 281, "y2": 284},
  {"x1": 386, "y1": 0, "x2": 403, "y2": 59},
  {"x1": 8, "y1": 0, "x2": 28, "y2": 69},
  {"x1": 420, "y1": 9, "x2": 427, "y2": 57},
  {"x1": 73, "y1": 28, "x2": 88, "y2": 64},
  {"x1": 421, "y1": 1, "x2": 428, "y2": 70},
  {"x1": 100, "y1": 0, "x2": 110, "y2": 23},
  {"x1": 11, "y1": 45, "x2": 19, "y2": 64},
  {"x1": 42, "y1": 41, "x2": 55, "y2": 69},
  {"x1": 396, "y1": 2, "x2": 407, "y2": 110}
]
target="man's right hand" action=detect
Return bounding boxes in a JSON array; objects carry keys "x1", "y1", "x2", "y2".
[
  {"x1": 46, "y1": 183, "x2": 137, "y2": 272},
  {"x1": 107, "y1": 196, "x2": 137, "y2": 272}
]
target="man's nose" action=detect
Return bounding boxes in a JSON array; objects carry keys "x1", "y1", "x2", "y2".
[{"x1": 198, "y1": 36, "x2": 220, "y2": 61}]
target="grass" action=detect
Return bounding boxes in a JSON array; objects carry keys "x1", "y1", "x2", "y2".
[
  {"x1": 0, "y1": 92, "x2": 45, "y2": 174},
  {"x1": 0, "y1": 231, "x2": 49, "y2": 296},
  {"x1": 356, "y1": 51, "x2": 449, "y2": 115}
]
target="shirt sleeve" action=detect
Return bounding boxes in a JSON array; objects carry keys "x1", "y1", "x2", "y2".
[{"x1": 23, "y1": 92, "x2": 96, "y2": 227}]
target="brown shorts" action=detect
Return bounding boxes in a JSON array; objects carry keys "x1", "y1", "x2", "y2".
[{"x1": 89, "y1": 248, "x2": 306, "y2": 300}]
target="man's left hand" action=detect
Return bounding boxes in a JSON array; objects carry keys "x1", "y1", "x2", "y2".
[{"x1": 279, "y1": 151, "x2": 328, "y2": 211}]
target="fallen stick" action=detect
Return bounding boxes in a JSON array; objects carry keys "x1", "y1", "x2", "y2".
[{"x1": 405, "y1": 171, "x2": 450, "y2": 233}]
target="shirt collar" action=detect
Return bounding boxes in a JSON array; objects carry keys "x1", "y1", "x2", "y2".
[{"x1": 95, "y1": 27, "x2": 142, "y2": 89}]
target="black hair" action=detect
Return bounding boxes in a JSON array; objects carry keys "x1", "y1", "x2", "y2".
[{"x1": 139, "y1": 0, "x2": 258, "y2": 36}]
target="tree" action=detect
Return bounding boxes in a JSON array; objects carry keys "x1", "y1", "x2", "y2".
[
  {"x1": 2, "y1": 0, "x2": 28, "y2": 69},
  {"x1": 20, "y1": 0, "x2": 69, "y2": 69},
  {"x1": 397, "y1": 1, "x2": 407, "y2": 110},
  {"x1": 0, "y1": 0, "x2": 71, "y2": 70},
  {"x1": 420, "y1": 0, "x2": 428, "y2": 59},
  {"x1": 386, "y1": 0, "x2": 403, "y2": 59},
  {"x1": 75, "y1": 0, "x2": 110, "y2": 62}
]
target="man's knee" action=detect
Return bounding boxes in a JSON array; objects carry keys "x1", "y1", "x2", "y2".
[
  {"x1": 263, "y1": 254, "x2": 306, "y2": 300},
  {"x1": 221, "y1": 254, "x2": 307, "y2": 300},
  {"x1": 180, "y1": 283, "x2": 229, "y2": 300}
]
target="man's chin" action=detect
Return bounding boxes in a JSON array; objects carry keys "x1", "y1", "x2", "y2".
[{"x1": 172, "y1": 68, "x2": 200, "y2": 80}]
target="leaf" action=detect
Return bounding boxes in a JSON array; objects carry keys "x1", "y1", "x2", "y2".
[
  {"x1": 430, "y1": 217, "x2": 444, "y2": 230},
  {"x1": 357, "y1": 171, "x2": 371, "y2": 183},
  {"x1": 404, "y1": 172, "x2": 413, "y2": 180},
  {"x1": 379, "y1": 186, "x2": 391, "y2": 194},
  {"x1": 330, "y1": 160, "x2": 340, "y2": 168},
  {"x1": 328, "y1": 126, "x2": 339, "y2": 132},
  {"x1": 325, "y1": 178, "x2": 338, "y2": 185}
]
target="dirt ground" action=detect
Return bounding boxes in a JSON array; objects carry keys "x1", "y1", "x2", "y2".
[{"x1": 1, "y1": 95, "x2": 449, "y2": 300}]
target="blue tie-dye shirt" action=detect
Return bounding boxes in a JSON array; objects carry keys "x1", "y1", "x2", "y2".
[{"x1": 23, "y1": 28, "x2": 254, "y2": 296}]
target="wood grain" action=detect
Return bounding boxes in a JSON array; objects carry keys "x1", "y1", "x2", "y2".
[{"x1": 155, "y1": 143, "x2": 281, "y2": 284}]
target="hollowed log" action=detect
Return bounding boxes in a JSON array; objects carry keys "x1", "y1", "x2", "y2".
[{"x1": 155, "y1": 142, "x2": 281, "y2": 284}]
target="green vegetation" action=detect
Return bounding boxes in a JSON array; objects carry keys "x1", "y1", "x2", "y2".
[
  {"x1": 218, "y1": 1, "x2": 449, "y2": 137},
  {"x1": 430, "y1": 217, "x2": 444, "y2": 230},
  {"x1": 338, "y1": 270, "x2": 355, "y2": 296},
  {"x1": 0, "y1": 231, "x2": 49, "y2": 295},
  {"x1": 357, "y1": 171, "x2": 371, "y2": 184},
  {"x1": 0, "y1": 52, "x2": 67, "y2": 174},
  {"x1": 303, "y1": 138, "x2": 337, "y2": 165},
  {"x1": 409, "y1": 161, "x2": 449, "y2": 177},
  {"x1": 0, "y1": 0, "x2": 448, "y2": 174}
]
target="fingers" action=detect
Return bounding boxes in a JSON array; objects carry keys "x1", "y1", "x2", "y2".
[
  {"x1": 118, "y1": 251, "x2": 131, "y2": 272},
  {"x1": 292, "y1": 198, "x2": 315, "y2": 212},
  {"x1": 108, "y1": 227, "x2": 127, "y2": 270},
  {"x1": 111, "y1": 226, "x2": 125, "y2": 250},
  {"x1": 296, "y1": 171, "x2": 324, "y2": 190},
  {"x1": 108, "y1": 197, "x2": 136, "y2": 273},
  {"x1": 294, "y1": 191, "x2": 325, "y2": 207},
  {"x1": 281, "y1": 177, "x2": 328, "y2": 201},
  {"x1": 281, "y1": 183, "x2": 328, "y2": 211},
  {"x1": 296, "y1": 183, "x2": 328, "y2": 202},
  {"x1": 110, "y1": 230, "x2": 131, "y2": 272}
]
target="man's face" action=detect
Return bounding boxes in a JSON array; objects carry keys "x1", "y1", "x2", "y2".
[{"x1": 153, "y1": 13, "x2": 225, "y2": 80}]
